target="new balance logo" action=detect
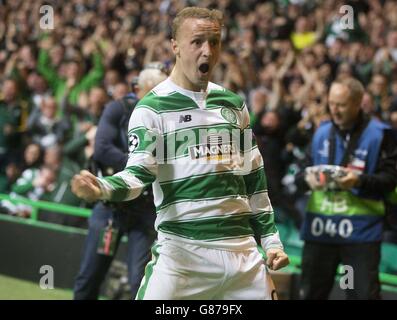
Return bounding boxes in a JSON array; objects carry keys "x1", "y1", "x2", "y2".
[{"x1": 179, "y1": 115, "x2": 192, "y2": 123}]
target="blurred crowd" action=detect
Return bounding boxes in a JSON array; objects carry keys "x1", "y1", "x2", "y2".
[{"x1": 0, "y1": 0, "x2": 397, "y2": 228}]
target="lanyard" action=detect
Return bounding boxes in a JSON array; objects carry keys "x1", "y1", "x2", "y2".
[{"x1": 328, "y1": 117, "x2": 370, "y2": 166}]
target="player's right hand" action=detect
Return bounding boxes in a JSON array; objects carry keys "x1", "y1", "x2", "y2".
[{"x1": 71, "y1": 170, "x2": 102, "y2": 202}]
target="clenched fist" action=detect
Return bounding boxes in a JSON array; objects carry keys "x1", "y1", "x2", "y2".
[
  {"x1": 266, "y1": 248, "x2": 289, "y2": 271},
  {"x1": 71, "y1": 170, "x2": 103, "y2": 202}
]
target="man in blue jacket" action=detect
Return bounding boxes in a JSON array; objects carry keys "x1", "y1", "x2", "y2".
[
  {"x1": 74, "y1": 66, "x2": 167, "y2": 299},
  {"x1": 298, "y1": 77, "x2": 397, "y2": 299}
]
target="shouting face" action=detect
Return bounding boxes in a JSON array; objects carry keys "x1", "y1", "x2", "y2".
[{"x1": 171, "y1": 18, "x2": 221, "y2": 91}]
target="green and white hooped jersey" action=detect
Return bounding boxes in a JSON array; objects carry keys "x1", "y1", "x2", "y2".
[{"x1": 97, "y1": 78, "x2": 282, "y2": 251}]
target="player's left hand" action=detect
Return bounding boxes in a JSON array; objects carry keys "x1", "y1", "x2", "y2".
[{"x1": 266, "y1": 248, "x2": 289, "y2": 271}]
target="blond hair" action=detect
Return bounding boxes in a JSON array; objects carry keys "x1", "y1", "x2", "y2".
[
  {"x1": 172, "y1": 7, "x2": 224, "y2": 39},
  {"x1": 332, "y1": 77, "x2": 365, "y2": 106}
]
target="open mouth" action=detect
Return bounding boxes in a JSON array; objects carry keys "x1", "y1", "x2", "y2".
[{"x1": 199, "y1": 63, "x2": 210, "y2": 74}]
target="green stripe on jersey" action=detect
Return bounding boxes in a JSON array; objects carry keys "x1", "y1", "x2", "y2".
[
  {"x1": 158, "y1": 214, "x2": 254, "y2": 241},
  {"x1": 135, "y1": 90, "x2": 245, "y2": 113},
  {"x1": 135, "y1": 92, "x2": 198, "y2": 114},
  {"x1": 206, "y1": 90, "x2": 244, "y2": 111},
  {"x1": 249, "y1": 212, "x2": 277, "y2": 237},
  {"x1": 101, "y1": 175, "x2": 130, "y2": 202},
  {"x1": 158, "y1": 172, "x2": 247, "y2": 210},
  {"x1": 244, "y1": 166, "x2": 267, "y2": 196},
  {"x1": 124, "y1": 165, "x2": 156, "y2": 185},
  {"x1": 102, "y1": 165, "x2": 155, "y2": 202}
]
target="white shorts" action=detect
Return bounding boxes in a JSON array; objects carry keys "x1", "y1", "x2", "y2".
[{"x1": 136, "y1": 239, "x2": 277, "y2": 300}]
